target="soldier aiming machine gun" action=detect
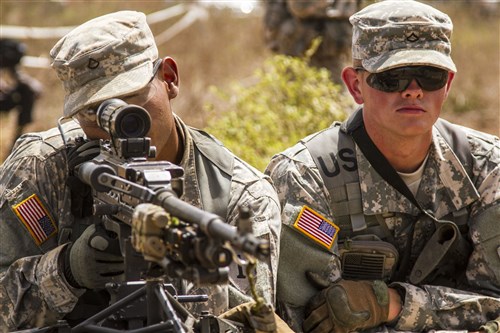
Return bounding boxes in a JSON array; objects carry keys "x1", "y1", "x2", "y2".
[{"x1": 55, "y1": 99, "x2": 270, "y2": 333}]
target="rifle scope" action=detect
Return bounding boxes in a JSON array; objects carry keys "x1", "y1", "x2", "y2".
[{"x1": 97, "y1": 98, "x2": 151, "y2": 139}]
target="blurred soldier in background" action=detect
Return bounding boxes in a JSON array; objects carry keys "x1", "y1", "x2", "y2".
[
  {"x1": 0, "y1": 39, "x2": 43, "y2": 149},
  {"x1": 263, "y1": 0, "x2": 361, "y2": 83}
]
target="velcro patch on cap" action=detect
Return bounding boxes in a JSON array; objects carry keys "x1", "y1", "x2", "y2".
[
  {"x1": 293, "y1": 206, "x2": 339, "y2": 249},
  {"x1": 12, "y1": 194, "x2": 57, "y2": 245}
]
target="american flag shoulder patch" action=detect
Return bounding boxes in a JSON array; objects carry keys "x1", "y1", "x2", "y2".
[
  {"x1": 293, "y1": 206, "x2": 339, "y2": 249},
  {"x1": 12, "y1": 194, "x2": 57, "y2": 245}
]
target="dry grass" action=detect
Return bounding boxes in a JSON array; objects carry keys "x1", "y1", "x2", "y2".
[{"x1": 0, "y1": 0, "x2": 498, "y2": 162}]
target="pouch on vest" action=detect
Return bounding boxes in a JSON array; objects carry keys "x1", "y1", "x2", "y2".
[
  {"x1": 409, "y1": 219, "x2": 472, "y2": 286},
  {"x1": 340, "y1": 234, "x2": 399, "y2": 281}
]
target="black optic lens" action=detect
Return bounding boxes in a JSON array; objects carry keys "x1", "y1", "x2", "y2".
[
  {"x1": 120, "y1": 113, "x2": 143, "y2": 138},
  {"x1": 366, "y1": 66, "x2": 448, "y2": 92}
]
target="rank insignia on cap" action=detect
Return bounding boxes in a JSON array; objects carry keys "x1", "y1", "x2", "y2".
[
  {"x1": 294, "y1": 206, "x2": 339, "y2": 249},
  {"x1": 12, "y1": 194, "x2": 57, "y2": 245}
]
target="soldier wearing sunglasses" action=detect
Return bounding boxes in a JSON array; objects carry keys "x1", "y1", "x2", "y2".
[{"x1": 266, "y1": 1, "x2": 500, "y2": 332}]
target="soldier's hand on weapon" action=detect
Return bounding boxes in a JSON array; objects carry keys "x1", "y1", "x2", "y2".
[
  {"x1": 303, "y1": 272, "x2": 391, "y2": 333},
  {"x1": 65, "y1": 139, "x2": 100, "y2": 217},
  {"x1": 63, "y1": 224, "x2": 125, "y2": 289},
  {"x1": 67, "y1": 139, "x2": 101, "y2": 173},
  {"x1": 219, "y1": 301, "x2": 294, "y2": 333},
  {"x1": 478, "y1": 317, "x2": 500, "y2": 333}
]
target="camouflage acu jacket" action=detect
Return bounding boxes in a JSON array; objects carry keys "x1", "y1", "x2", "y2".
[
  {"x1": 265, "y1": 111, "x2": 500, "y2": 332},
  {"x1": 0, "y1": 115, "x2": 281, "y2": 330}
]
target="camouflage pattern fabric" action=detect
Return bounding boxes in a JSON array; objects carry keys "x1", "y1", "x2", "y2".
[
  {"x1": 0, "y1": 116, "x2": 281, "y2": 330},
  {"x1": 263, "y1": 0, "x2": 358, "y2": 82},
  {"x1": 350, "y1": 0, "x2": 457, "y2": 73},
  {"x1": 49, "y1": 11, "x2": 159, "y2": 118},
  {"x1": 265, "y1": 113, "x2": 500, "y2": 332}
]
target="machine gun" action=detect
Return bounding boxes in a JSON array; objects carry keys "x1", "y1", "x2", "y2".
[{"x1": 60, "y1": 99, "x2": 270, "y2": 333}]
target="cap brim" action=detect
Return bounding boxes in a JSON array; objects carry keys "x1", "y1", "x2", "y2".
[
  {"x1": 63, "y1": 60, "x2": 154, "y2": 117},
  {"x1": 362, "y1": 49, "x2": 457, "y2": 73}
]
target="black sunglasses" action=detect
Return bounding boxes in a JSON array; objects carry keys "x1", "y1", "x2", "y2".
[{"x1": 359, "y1": 66, "x2": 449, "y2": 93}]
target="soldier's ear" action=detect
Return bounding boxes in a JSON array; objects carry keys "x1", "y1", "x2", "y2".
[
  {"x1": 160, "y1": 57, "x2": 179, "y2": 99},
  {"x1": 342, "y1": 67, "x2": 364, "y2": 105},
  {"x1": 443, "y1": 72, "x2": 455, "y2": 99}
]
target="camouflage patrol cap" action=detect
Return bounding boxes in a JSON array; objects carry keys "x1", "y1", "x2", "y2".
[
  {"x1": 350, "y1": 0, "x2": 457, "y2": 73},
  {"x1": 50, "y1": 11, "x2": 158, "y2": 117}
]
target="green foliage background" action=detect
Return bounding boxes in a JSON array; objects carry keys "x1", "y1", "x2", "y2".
[{"x1": 204, "y1": 46, "x2": 354, "y2": 171}]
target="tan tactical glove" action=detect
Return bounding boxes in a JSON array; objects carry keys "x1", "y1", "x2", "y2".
[
  {"x1": 219, "y1": 301, "x2": 294, "y2": 333},
  {"x1": 479, "y1": 317, "x2": 500, "y2": 333},
  {"x1": 303, "y1": 279, "x2": 390, "y2": 333}
]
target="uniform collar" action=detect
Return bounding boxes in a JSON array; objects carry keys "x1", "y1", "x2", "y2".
[{"x1": 173, "y1": 115, "x2": 203, "y2": 208}]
